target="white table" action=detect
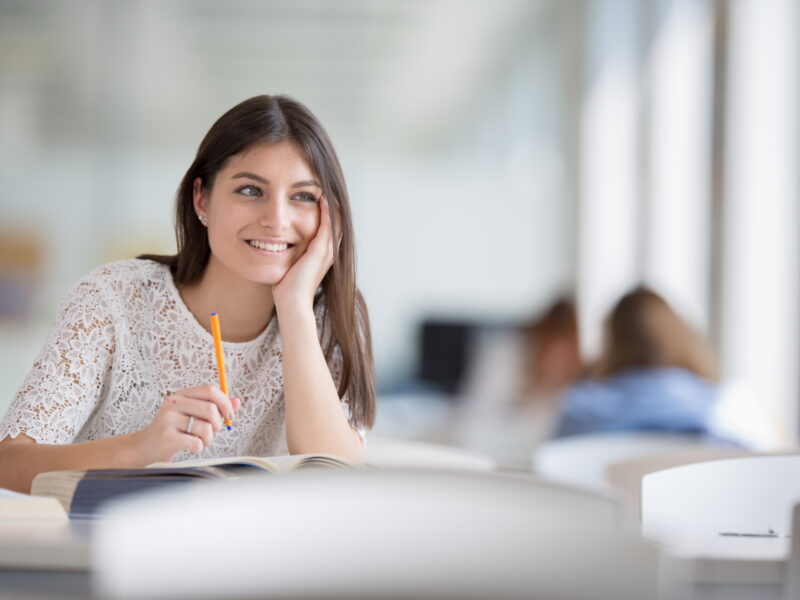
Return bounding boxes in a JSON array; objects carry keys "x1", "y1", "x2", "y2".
[{"x1": 647, "y1": 530, "x2": 789, "y2": 599}]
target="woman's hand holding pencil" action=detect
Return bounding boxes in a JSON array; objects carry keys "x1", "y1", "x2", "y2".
[
  {"x1": 129, "y1": 312, "x2": 238, "y2": 464},
  {"x1": 132, "y1": 386, "x2": 241, "y2": 464}
]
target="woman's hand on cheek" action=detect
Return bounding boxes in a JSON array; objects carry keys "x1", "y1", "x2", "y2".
[{"x1": 272, "y1": 196, "x2": 335, "y2": 313}]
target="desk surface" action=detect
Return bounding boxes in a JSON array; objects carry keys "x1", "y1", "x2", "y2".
[
  {"x1": 0, "y1": 519, "x2": 90, "y2": 571},
  {"x1": 647, "y1": 530, "x2": 789, "y2": 586}
]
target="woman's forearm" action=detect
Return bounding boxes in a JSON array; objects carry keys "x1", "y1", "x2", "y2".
[
  {"x1": 0, "y1": 433, "x2": 142, "y2": 493},
  {"x1": 278, "y1": 307, "x2": 364, "y2": 462}
]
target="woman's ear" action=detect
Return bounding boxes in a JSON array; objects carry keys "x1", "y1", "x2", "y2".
[{"x1": 193, "y1": 177, "x2": 207, "y2": 220}]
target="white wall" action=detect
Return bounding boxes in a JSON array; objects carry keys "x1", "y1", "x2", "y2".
[
  {"x1": 721, "y1": 0, "x2": 800, "y2": 441},
  {"x1": 644, "y1": 0, "x2": 714, "y2": 332},
  {"x1": 577, "y1": 0, "x2": 643, "y2": 359}
]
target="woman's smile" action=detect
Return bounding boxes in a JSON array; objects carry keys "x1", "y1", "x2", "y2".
[{"x1": 246, "y1": 238, "x2": 294, "y2": 255}]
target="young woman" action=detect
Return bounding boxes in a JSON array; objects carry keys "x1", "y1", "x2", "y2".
[{"x1": 0, "y1": 95, "x2": 375, "y2": 492}]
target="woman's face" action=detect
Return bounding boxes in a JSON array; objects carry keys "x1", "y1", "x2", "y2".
[{"x1": 194, "y1": 140, "x2": 322, "y2": 286}]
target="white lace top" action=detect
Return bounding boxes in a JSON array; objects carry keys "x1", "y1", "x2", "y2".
[{"x1": 0, "y1": 259, "x2": 359, "y2": 460}]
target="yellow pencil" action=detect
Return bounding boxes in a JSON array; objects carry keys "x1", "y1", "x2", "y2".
[{"x1": 210, "y1": 312, "x2": 232, "y2": 430}]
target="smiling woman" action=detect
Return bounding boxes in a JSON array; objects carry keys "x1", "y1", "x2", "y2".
[{"x1": 0, "y1": 95, "x2": 375, "y2": 493}]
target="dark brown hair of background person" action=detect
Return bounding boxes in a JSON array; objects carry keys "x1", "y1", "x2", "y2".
[
  {"x1": 595, "y1": 286, "x2": 718, "y2": 382},
  {"x1": 140, "y1": 94, "x2": 375, "y2": 428},
  {"x1": 521, "y1": 297, "x2": 583, "y2": 399}
]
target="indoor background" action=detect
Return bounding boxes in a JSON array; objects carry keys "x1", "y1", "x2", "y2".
[{"x1": 0, "y1": 0, "x2": 797, "y2": 447}]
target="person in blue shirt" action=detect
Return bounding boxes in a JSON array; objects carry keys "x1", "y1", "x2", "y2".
[{"x1": 556, "y1": 287, "x2": 722, "y2": 439}]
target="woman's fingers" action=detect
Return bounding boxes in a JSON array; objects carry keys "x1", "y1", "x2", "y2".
[
  {"x1": 170, "y1": 406, "x2": 216, "y2": 447},
  {"x1": 143, "y1": 390, "x2": 240, "y2": 462},
  {"x1": 178, "y1": 384, "x2": 237, "y2": 422},
  {"x1": 327, "y1": 196, "x2": 343, "y2": 251},
  {"x1": 162, "y1": 389, "x2": 244, "y2": 454},
  {"x1": 308, "y1": 196, "x2": 332, "y2": 258},
  {"x1": 188, "y1": 418, "x2": 214, "y2": 448},
  {"x1": 176, "y1": 432, "x2": 204, "y2": 455},
  {"x1": 174, "y1": 397, "x2": 224, "y2": 432}
]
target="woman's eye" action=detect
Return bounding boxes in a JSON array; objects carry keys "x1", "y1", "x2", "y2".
[
  {"x1": 235, "y1": 185, "x2": 261, "y2": 197},
  {"x1": 292, "y1": 192, "x2": 319, "y2": 203}
]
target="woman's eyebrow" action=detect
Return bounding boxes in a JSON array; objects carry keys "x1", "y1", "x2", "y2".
[
  {"x1": 232, "y1": 172, "x2": 268, "y2": 184},
  {"x1": 291, "y1": 180, "x2": 321, "y2": 189},
  {"x1": 231, "y1": 172, "x2": 320, "y2": 189}
]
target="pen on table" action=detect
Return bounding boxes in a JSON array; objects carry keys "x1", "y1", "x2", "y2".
[
  {"x1": 719, "y1": 529, "x2": 789, "y2": 538},
  {"x1": 210, "y1": 312, "x2": 232, "y2": 430}
]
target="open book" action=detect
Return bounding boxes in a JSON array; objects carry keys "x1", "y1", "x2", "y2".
[
  {"x1": 31, "y1": 453, "x2": 359, "y2": 519},
  {"x1": 0, "y1": 487, "x2": 68, "y2": 520}
]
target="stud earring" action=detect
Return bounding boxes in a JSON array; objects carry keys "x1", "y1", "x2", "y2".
[{"x1": 198, "y1": 215, "x2": 208, "y2": 226}]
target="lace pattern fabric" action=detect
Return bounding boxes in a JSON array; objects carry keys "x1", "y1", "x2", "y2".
[{"x1": 0, "y1": 259, "x2": 358, "y2": 460}]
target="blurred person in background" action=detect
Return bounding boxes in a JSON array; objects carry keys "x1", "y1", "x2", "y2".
[
  {"x1": 454, "y1": 297, "x2": 584, "y2": 467},
  {"x1": 0, "y1": 94, "x2": 375, "y2": 493},
  {"x1": 521, "y1": 299, "x2": 584, "y2": 401},
  {"x1": 555, "y1": 287, "x2": 780, "y2": 449}
]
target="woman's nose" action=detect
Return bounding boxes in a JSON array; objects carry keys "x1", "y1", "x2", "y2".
[{"x1": 259, "y1": 198, "x2": 290, "y2": 232}]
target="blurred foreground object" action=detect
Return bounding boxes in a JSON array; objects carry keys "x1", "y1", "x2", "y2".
[{"x1": 93, "y1": 469, "x2": 659, "y2": 600}]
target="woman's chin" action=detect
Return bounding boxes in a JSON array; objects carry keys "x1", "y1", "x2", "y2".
[{"x1": 239, "y1": 266, "x2": 288, "y2": 287}]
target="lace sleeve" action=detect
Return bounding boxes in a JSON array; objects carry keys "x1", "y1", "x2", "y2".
[{"x1": 0, "y1": 275, "x2": 115, "y2": 444}]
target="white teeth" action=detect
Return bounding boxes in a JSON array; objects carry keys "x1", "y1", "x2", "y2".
[{"x1": 249, "y1": 240, "x2": 289, "y2": 252}]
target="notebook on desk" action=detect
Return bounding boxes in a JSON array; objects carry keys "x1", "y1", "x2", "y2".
[{"x1": 30, "y1": 453, "x2": 359, "y2": 519}]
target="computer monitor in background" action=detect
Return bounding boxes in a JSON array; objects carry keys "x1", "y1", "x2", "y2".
[{"x1": 416, "y1": 320, "x2": 474, "y2": 395}]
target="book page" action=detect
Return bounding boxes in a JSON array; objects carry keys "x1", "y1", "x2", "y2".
[
  {"x1": 0, "y1": 492, "x2": 68, "y2": 520},
  {"x1": 147, "y1": 456, "x2": 279, "y2": 472},
  {"x1": 268, "y1": 454, "x2": 360, "y2": 472},
  {"x1": 30, "y1": 470, "x2": 86, "y2": 514},
  {"x1": 148, "y1": 454, "x2": 358, "y2": 473}
]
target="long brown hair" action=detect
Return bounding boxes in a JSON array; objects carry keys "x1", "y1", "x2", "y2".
[
  {"x1": 140, "y1": 95, "x2": 375, "y2": 428},
  {"x1": 596, "y1": 286, "x2": 718, "y2": 381}
]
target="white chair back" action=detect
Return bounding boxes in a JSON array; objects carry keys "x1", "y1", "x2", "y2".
[
  {"x1": 533, "y1": 432, "x2": 724, "y2": 490},
  {"x1": 642, "y1": 455, "x2": 800, "y2": 538},
  {"x1": 366, "y1": 435, "x2": 497, "y2": 471},
  {"x1": 605, "y1": 447, "x2": 756, "y2": 519},
  {"x1": 94, "y1": 469, "x2": 658, "y2": 600}
]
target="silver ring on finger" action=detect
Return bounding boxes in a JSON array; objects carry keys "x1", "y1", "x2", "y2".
[{"x1": 185, "y1": 415, "x2": 195, "y2": 435}]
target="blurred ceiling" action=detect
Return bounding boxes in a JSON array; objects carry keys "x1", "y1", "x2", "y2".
[{"x1": 0, "y1": 0, "x2": 550, "y2": 152}]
